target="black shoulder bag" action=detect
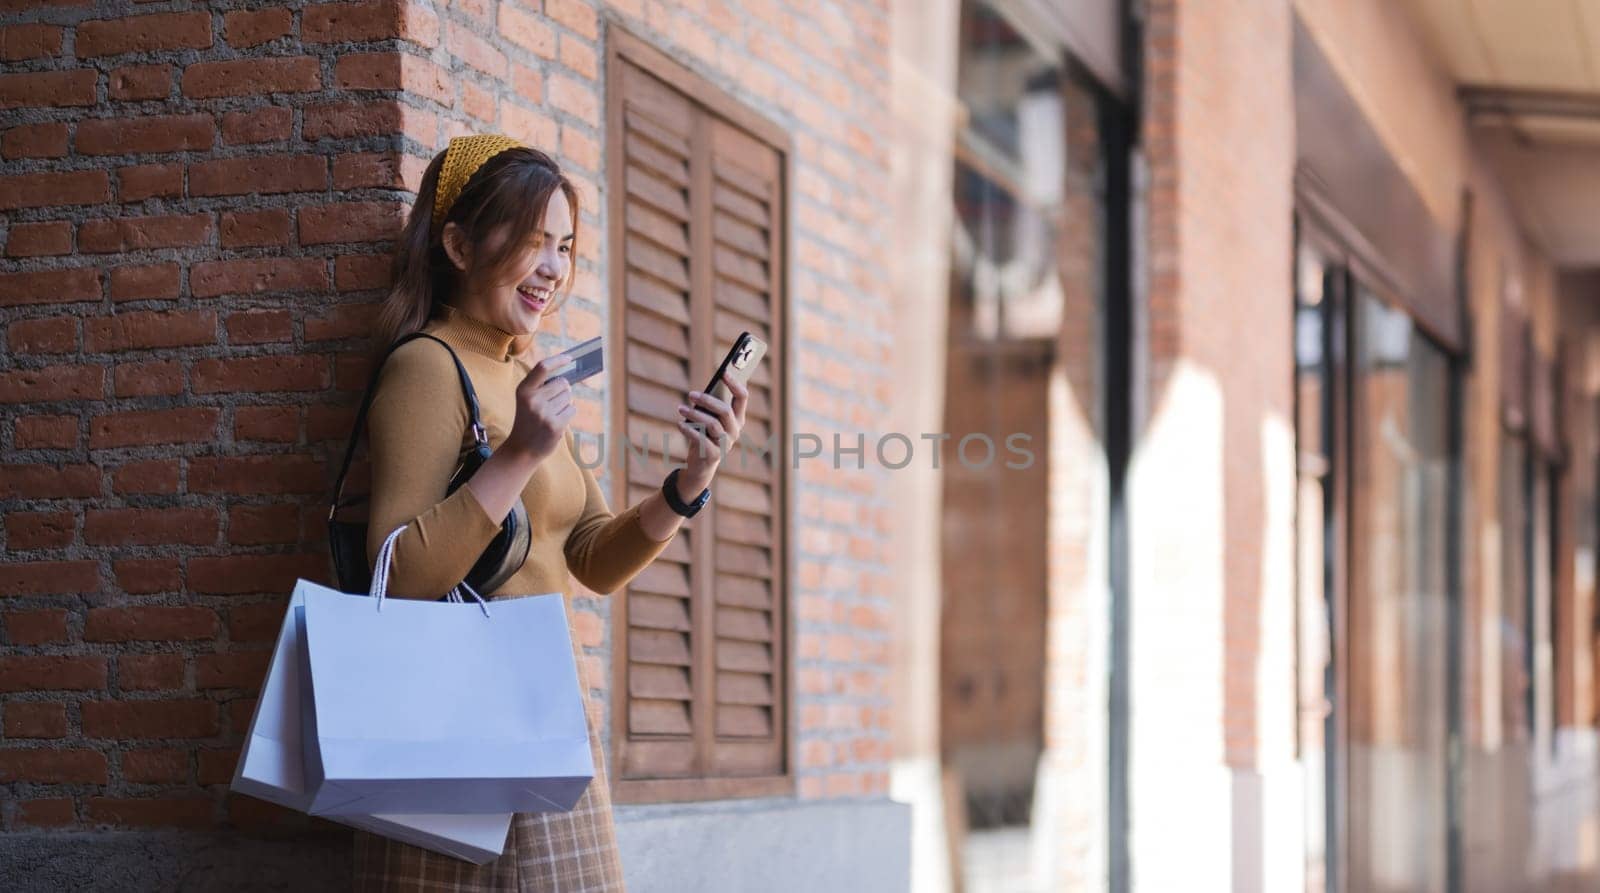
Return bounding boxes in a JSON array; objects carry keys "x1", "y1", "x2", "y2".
[{"x1": 327, "y1": 333, "x2": 532, "y2": 596}]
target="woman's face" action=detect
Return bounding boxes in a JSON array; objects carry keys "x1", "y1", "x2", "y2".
[{"x1": 445, "y1": 187, "x2": 574, "y2": 337}]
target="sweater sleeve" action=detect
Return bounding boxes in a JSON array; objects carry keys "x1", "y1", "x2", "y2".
[
  {"x1": 364, "y1": 338, "x2": 503, "y2": 599},
  {"x1": 563, "y1": 430, "x2": 677, "y2": 594}
]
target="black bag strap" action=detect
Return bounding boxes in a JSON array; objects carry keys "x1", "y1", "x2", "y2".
[{"x1": 328, "y1": 332, "x2": 488, "y2": 520}]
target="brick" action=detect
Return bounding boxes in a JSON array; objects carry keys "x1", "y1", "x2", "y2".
[
  {"x1": 191, "y1": 355, "x2": 327, "y2": 392},
  {"x1": 0, "y1": 464, "x2": 100, "y2": 500},
  {"x1": 0, "y1": 561, "x2": 99, "y2": 597},
  {"x1": 0, "y1": 23, "x2": 62, "y2": 60},
  {"x1": 86, "y1": 607, "x2": 216, "y2": 643},
  {"x1": 511, "y1": 65, "x2": 543, "y2": 104},
  {"x1": 4, "y1": 702, "x2": 67, "y2": 738},
  {"x1": 446, "y1": 19, "x2": 504, "y2": 76},
  {"x1": 303, "y1": 100, "x2": 402, "y2": 140},
  {"x1": 304, "y1": 1, "x2": 416, "y2": 43},
  {"x1": 226, "y1": 698, "x2": 258, "y2": 730},
  {"x1": 334, "y1": 254, "x2": 391, "y2": 292},
  {"x1": 334, "y1": 352, "x2": 373, "y2": 390},
  {"x1": 82, "y1": 699, "x2": 216, "y2": 739},
  {"x1": 220, "y1": 209, "x2": 291, "y2": 248},
  {"x1": 123, "y1": 747, "x2": 187, "y2": 782},
  {"x1": 90, "y1": 407, "x2": 218, "y2": 447},
  {"x1": 223, "y1": 8, "x2": 292, "y2": 48},
  {"x1": 332, "y1": 151, "x2": 404, "y2": 189},
  {"x1": 85, "y1": 507, "x2": 218, "y2": 547},
  {"x1": 6, "y1": 221, "x2": 73, "y2": 257},
  {"x1": 461, "y1": 80, "x2": 495, "y2": 123},
  {"x1": 544, "y1": 0, "x2": 598, "y2": 40},
  {"x1": 76, "y1": 12, "x2": 212, "y2": 56},
  {"x1": 341, "y1": 52, "x2": 450, "y2": 106},
  {"x1": 298, "y1": 201, "x2": 404, "y2": 245},
  {"x1": 560, "y1": 127, "x2": 599, "y2": 174},
  {"x1": 188, "y1": 455, "x2": 323, "y2": 494},
  {"x1": 113, "y1": 360, "x2": 182, "y2": 397},
  {"x1": 500, "y1": 103, "x2": 557, "y2": 148},
  {"x1": 0, "y1": 748, "x2": 107, "y2": 783},
  {"x1": 2, "y1": 122, "x2": 68, "y2": 159},
  {"x1": 0, "y1": 170, "x2": 110, "y2": 210},
  {"x1": 559, "y1": 34, "x2": 598, "y2": 81},
  {"x1": 118, "y1": 163, "x2": 182, "y2": 202},
  {"x1": 0, "y1": 268, "x2": 100, "y2": 306},
  {"x1": 8, "y1": 316, "x2": 77, "y2": 353},
  {"x1": 190, "y1": 155, "x2": 325, "y2": 197},
  {"x1": 234, "y1": 406, "x2": 298, "y2": 444},
  {"x1": 0, "y1": 69, "x2": 96, "y2": 109},
  {"x1": 14, "y1": 414, "x2": 77, "y2": 449},
  {"x1": 86, "y1": 797, "x2": 212, "y2": 828},
  {"x1": 335, "y1": 51, "x2": 401, "y2": 90},
  {"x1": 112, "y1": 558, "x2": 181, "y2": 594},
  {"x1": 304, "y1": 303, "x2": 377, "y2": 341},
  {"x1": 198, "y1": 747, "x2": 239, "y2": 785},
  {"x1": 85, "y1": 309, "x2": 216, "y2": 352},
  {"x1": 498, "y1": 6, "x2": 555, "y2": 58},
  {"x1": 109, "y1": 63, "x2": 171, "y2": 101},
  {"x1": 228, "y1": 503, "x2": 298, "y2": 543},
  {"x1": 190, "y1": 257, "x2": 326, "y2": 297},
  {"x1": 0, "y1": 364, "x2": 103, "y2": 402},
  {"x1": 118, "y1": 655, "x2": 183, "y2": 691},
  {"x1": 229, "y1": 603, "x2": 284, "y2": 643},
  {"x1": 226, "y1": 794, "x2": 300, "y2": 828},
  {"x1": 220, "y1": 106, "x2": 292, "y2": 145},
  {"x1": 80, "y1": 213, "x2": 212, "y2": 253},
  {"x1": 225, "y1": 309, "x2": 293, "y2": 345},
  {"x1": 0, "y1": 656, "x2": 107, "y2": 692},
  {"x1": 307, "y1": 404, "x2": 357, "y2": 441},
  {"x1": 10, "y1": 426, "x2": 80, "y2": 467},
  {"x1": 109, "y1": 263, "x2": 181, "y2": 301},
  {"x1": 77, "y1": 114, "x2": 213, "y2": 156},
  {"x1": 110, "y1": 459, "x2": 179, "y2": 495},
  {"x1": 6, "y1": 510, "x2": 74, "y2": 549},
  {"x1": 548, "y1": 74, "x2": 598, "y2": 126},
  {"x1": 188, "y1": 554, "x2": 325, "y2": 595},
  {"x1": 16, "y1": 798, "x2": 75, "y2": 828},
  {"x1": 183, "y1": 57, "x2": 320, "y2": 99},
  {"x1": 196, "y1": 652, "x2": 269, "y2": 689}
]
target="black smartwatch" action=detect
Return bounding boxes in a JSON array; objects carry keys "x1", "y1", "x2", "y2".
[{"x1": 663, "y1": 468, "x2": 711, "y2": 518}]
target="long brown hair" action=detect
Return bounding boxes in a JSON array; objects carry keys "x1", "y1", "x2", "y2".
[{"x1": 374, "y1": 145, "x2": 581, "y2": 352}]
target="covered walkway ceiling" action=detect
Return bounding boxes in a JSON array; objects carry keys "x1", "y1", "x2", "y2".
[{"x1": 1403, "y1": 0, "x2": 1600, "y2": 269}]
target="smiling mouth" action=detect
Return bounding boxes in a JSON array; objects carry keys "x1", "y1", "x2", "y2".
[{"x1": 516, "y1": 284, "x2": 551, "y2": 308}]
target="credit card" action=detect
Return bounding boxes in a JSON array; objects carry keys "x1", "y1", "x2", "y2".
[{"x1": 546, "y1": 336, "x2": 603, "y2": 386}]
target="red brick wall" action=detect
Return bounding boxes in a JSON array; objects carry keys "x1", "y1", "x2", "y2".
[{"x1": 1, "y1": 0, "x2": 895, "y2": 832}]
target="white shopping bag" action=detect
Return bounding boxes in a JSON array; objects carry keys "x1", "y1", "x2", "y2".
[
  {"x1": 298, "y1": 527, "x2": 595, "y2": 817},
  {"x1": 231, "y1": 581, "x2": 513, "y2": 863}
]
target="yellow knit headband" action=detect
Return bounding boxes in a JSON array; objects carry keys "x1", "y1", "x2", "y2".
[{"x1": 431, "y1": 134, "x2": 526, "y2": 228}]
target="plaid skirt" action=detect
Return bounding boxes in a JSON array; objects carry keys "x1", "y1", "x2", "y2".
[{"x1": 351, "y1": 615, "x2": 626, "y2": 890}]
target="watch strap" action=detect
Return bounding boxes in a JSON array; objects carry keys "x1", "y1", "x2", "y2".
[{"x1": 663, "y1": 468, "x2": 710, "y2": 517}]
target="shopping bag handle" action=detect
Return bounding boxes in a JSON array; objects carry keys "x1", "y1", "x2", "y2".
[{"x1": 370, "y1": 526, "x2": 492, "y2": 617}]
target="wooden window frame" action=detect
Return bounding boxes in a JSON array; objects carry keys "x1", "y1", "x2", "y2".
[{"x1": 603, "y1": 21, "x2": 795, "y2": 805}]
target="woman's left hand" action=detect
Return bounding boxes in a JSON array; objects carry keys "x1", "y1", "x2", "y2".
[{"x1": 675, "y1": 376, "x2": 748, "y2": 497}]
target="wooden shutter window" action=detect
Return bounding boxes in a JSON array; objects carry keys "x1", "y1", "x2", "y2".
[{"x1": 607, "y1": 26, "x2": 790, "y2": 802}]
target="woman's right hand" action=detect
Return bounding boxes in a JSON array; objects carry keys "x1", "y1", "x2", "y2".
[{"x1": 504, "y1": 355, "x2": 577, "y2": 464}]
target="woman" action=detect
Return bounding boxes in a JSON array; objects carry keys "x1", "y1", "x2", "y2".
[{"x1": 353, "y1": 134, "x2": 747, "y2": 890}]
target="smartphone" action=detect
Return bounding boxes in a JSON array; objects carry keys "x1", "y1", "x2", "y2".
[{"x1": 704, "y1": 332, "x2": 767, "y2": 403}]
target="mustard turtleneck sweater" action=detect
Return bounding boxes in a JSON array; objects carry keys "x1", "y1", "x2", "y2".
[{"x1": 364, "y1": 301, "x2": 676, "y2": 599}]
